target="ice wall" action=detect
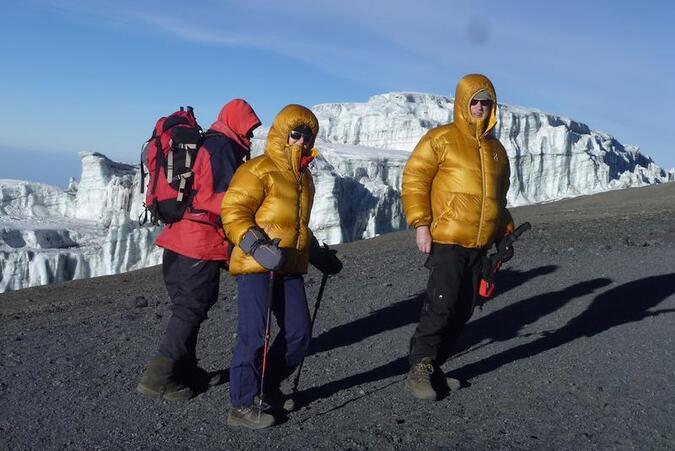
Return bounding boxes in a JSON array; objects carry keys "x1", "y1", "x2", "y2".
[
  {"x1": 2, "y1": 93, "x2": 673, "y2": 292},
  {"x1": 314, "y1": 92, "x2": 673, "y2": 206}
]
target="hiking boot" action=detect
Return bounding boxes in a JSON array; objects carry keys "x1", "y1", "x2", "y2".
[
  {"x1": 262, "y1": 388, "x2": 295, "y2": 412},
  {"x1": 175, "y1": 357, "x2": 224, "y2": 390},
  {"x1": 446, "y1": 376, "x2": 462, "y2": 392},
  {"x1": 191, "y1": 366, "x2": 224, "y2": 387},
  {"x1": 227, "y1": 405, "x2": 276, "y2": 430},
  {"x1": 136, "y1": 356, "x2": 193, "y2": 401},
  {"x1": 405, "y1": 357, "x2": 436, "y2": 400}
]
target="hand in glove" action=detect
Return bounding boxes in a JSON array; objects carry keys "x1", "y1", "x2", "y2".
[
  {"x1": 494, "y1": 233, "x2": 514, "y2": 263},
  {"x1": 309, "y1": 237, "x2": 342, "y2": 275},
  {"x1": 239, "y1": 227, "x2": 285, "y2": 271}
]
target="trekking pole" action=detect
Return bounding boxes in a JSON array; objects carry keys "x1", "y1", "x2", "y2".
[
  {"x1": 258, "y1": 271, "x2": 275, "y2": 420},
  {"x1": 291, "y1": 268, "x2": 330, "y2": 394},
  {"x1": 478, "y1": 222, "x2": 531, "y2": 304}
]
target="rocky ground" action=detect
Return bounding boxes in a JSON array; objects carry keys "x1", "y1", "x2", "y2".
[{"x1": 1, "y1": 182, "x2": 674, "y2": 450}]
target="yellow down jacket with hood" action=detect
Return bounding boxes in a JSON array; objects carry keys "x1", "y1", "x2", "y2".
[
  {"x1": 401, "y1": 74, "x2": 513, "y2": 248},
  {"x1": 221, "y1": 104, "x2": 319, "y2": 275}
]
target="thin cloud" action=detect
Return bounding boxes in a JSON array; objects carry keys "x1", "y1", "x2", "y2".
[
  {"x1": 24, "y1": 0, "x2": 675, "y2": 167},
  {"x1": 128, "y1": 11, "x2": 263, "y2": 47},
  {"x1": 38, "y1": 0, "x2": 441, "y2": 88}
]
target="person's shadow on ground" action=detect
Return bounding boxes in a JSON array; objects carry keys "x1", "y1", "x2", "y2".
[
  {"x1": 297, "y1": 273, "x2": 675, "y2": 408},
  {"x1": 449, "y1": 277, "x2": 612, "y2": 363},
  {"x1": 207, "y1": 265, "x2": 558, "y2": 393},
  {"x1": 295, "y1": 268, "x2": 620, "y2": 408},
  {"x1": 307, "y1": 265, "x2": 558, "y2": 357},
  {"x1": 451, "y1": 273, "x2": 675, "y2": 382}
]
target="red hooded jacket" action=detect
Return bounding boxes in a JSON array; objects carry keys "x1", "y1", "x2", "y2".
[{"x1": 154, "y1": 99, "x2": 261, "y2": 261}]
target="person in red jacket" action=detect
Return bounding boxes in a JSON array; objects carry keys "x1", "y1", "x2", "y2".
[{"x1": 137, "y1": 99, "x2": 261, "y2": 401}]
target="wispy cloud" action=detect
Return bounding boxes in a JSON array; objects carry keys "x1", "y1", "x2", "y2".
[
  {"x1": 38, "y1": 0, "x2": 445, "y2": 88},
  {"x1": 23, "y1": 0, "x2": 675, "y2": 166},
  {"x1": 129, "y1": 12, "x2": 260, "y2": 47}
]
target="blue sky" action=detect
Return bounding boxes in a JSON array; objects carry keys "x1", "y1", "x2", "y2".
[{"x1": 1, "y1": 0, "x2": 673, "y2": 187}]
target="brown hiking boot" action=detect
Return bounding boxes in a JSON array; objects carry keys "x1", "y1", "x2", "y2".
[
  {"x1": 405, "y1": 357, "x2": 436, "y2": 400},
  {"x1": 136, "y1": 356, "x2": 193, "y2": 401},
  {"x1": 227, "y1": 405, "x2": 276, "y2": 430}
]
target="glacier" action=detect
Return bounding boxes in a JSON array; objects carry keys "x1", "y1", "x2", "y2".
[
  {"x1": 314, "y1": 92, "x2": 674, "y2": 206},
  {"x1": 0, "y1": 155, "x2": 161, "y2": 293},
  {"x1": 1, "y1": 92, "x2": 673, "y2": 292}
]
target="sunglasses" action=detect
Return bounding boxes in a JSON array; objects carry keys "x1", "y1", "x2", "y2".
[
  {"x1": 470, "y1": 99, "x2": 493, "y2": 106},
  {"x1": 289, "y1": 130, "x2": 314, "y2": 142}
]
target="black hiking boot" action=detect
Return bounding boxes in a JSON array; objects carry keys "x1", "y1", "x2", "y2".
[
  {"x1": 176, "y1": 358, "x2": 224, "y2": 390},
  {"x1": 190, "y1": 366, "x2": 224, "y2": 387},
  {"x1": 136, "y1": 356, "x2": 193, "y2": 401},
  {"x1": 227, "y1": 405, "x2": 276, "y2": 430},
  {"x1": 405, "y1": 357, "x2": 436, "y2": 400},
  {"x1": 262, "y1": 388, "x2": 295, "y2": 412}
]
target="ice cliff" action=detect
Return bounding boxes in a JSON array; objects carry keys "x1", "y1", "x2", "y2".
[
  {"x1": 0, "y1": 155, "x2": 161, "y2": 292},
  {"x1": 1, "y1": 92, "x2": 672, "y2": 292},
  {"x1": 314, "y1": 92, "x2": 673, "y2": 206}
]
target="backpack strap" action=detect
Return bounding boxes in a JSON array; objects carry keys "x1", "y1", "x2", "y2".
[
  {"x1": 202, "y1": 130, "x2": 223, "y2": 140},
  {"x1": 140, "y1": 154, "x2": 146, "y2": 194},
  {"x1": 150, "y1": 136, "x2": 163, "y2": 195},
  {"x1": 167, "y1": 147, "x2": 174, "y2": 183},
  {"x1": 139, "y1": 138, "x2": 152, "y2": 194},
  {"x1": 138, "y1": 208, "x2": 149, "y2": 226},
  {"x1": 175, "y1": 170, "x2": 193, "y2": 202},
  {"x1": 185, "y1": 146, "x2": 193, "y2": 168}
]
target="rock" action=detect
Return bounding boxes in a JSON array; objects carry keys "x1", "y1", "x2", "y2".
[{"x1": 133, "y1": 296, "x2": 148, "y2": 308}]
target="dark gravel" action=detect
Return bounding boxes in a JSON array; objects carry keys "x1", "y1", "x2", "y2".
[{"x1": 1, "y1": 182, "x2": 674, "y2": 450}]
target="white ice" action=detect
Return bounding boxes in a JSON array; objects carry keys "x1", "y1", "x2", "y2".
[{"x1": 1, "y1": 92, "x2": 672, "y2": 292}]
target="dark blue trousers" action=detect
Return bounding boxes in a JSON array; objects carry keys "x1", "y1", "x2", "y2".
[
  {"x1": 158, "y1": 249, "x2": 222, "y2": 363},
  {"x1": 229, "y1": 273, "x2": 311, "y2": 407}
]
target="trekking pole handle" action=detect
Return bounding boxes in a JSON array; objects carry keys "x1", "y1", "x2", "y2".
[{"x1": 512, "y1": 222, "x2": 531, "y2": 239}]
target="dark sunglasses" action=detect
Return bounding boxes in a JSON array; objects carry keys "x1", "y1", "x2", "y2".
[
  {"x1": 289, "y1": 130, "x2": 314, "y2": 141},
  {"x1": 470, "y1": 99, "x2": 493, "y2": 106}
]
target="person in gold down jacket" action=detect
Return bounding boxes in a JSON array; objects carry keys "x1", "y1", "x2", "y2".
[
  {"x1": 401, "y1": 74, "x2": 514, "y2": 400},
  {"x1": 221, "y1": 104, "x2": 342, "y2": 429}
]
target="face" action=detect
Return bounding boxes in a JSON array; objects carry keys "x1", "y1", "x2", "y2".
[
  {"x1": 288, "y1": 130, "x2": 314, "y2": 150},
  {"x1": 470, "y1": 98, "x2": 492, "y2": 119}
]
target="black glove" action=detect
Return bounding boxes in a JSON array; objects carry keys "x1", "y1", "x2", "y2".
[
  {"x1": 309, "y1": 237, "x2": 342, "y2": 275},
  {"x1": 495, "y1": 233, "x2": 514, "y2": 263},
  {"x1": 239, "y1": 228, "x2": 285, "y2": 271}
]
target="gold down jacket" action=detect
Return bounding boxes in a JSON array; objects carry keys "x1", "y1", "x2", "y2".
[
  {"x1": 401, "y1": 74, "x2": 514, "y2": 248},
  {"x1": 221, "y1": 104, "x2": 319, "y2": 275}
]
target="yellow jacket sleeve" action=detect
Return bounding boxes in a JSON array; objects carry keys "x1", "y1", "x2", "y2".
[
  {"x1": 221, "y1": 166, "x2": 265, "y2": 245},
  {"x1": 401, "y1": 134, "x2": 440, "y2": 229},
  {"x1": 499, "y1": 155, "x2": 514, "y2": 236}
]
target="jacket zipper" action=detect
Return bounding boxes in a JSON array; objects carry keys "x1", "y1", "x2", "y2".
[
  {"x1": 477, "y1": 138, "x2": 486, "y2": 245},
  {"x1": 288, "y1": 147, "x2": 303, "y2": 250},
  {"x1": 295, "y1": 175, "x2": 303, "y2": 249}
]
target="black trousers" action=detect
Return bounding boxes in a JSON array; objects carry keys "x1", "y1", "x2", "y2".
[
  {"x1": 408, "y1": 244, "x2": 484, "y2": 366},
  {"x1": 157, "y1": 249, "x2": 223, "y2": 362}
]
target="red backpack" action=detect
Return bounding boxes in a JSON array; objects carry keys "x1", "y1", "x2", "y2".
[{"x1": 140, "y1": 106, "x2": 204, "y2": 225}]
